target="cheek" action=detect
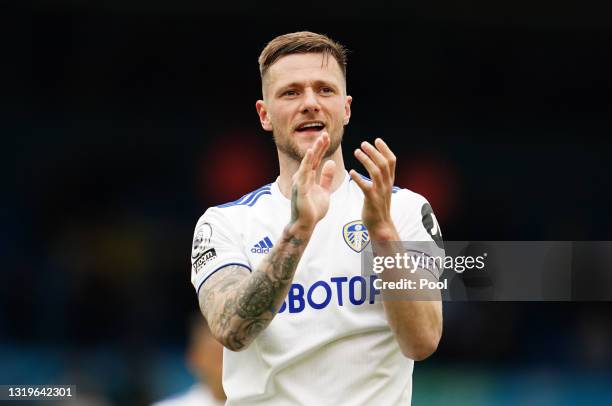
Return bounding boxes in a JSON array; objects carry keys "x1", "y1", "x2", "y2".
[
  {"x1": 270, "y1": 106, "x2": 293, "y2": 126},
  {"x1": 327, "y1": 98, "x2": 346, "y2": 114},
  {"x1": 330, "y1": 104, "x2": 347, "y2": 123}
]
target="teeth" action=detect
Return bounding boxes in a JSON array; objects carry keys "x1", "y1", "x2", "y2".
[{"x1": 299, "y1": 122, "x2": 324, "y2": 129}]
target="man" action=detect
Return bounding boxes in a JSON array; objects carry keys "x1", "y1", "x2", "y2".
[
  {"x1": 152, "y1": 315, "x2": 225, "y2": 406},
  {"x1": 190, "y1": 31, "x2": 443, "y2": 405}
]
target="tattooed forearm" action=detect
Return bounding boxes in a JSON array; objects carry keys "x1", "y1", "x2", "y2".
[
  {"x1": 290, "y1": 185, "x2": 299, "y2": 225},
  {"x1": 236, "y1": 271, "x2": 278, "y2": 318},
  {"x1": 198, "y1": 224, "x2": 309, "y2": 351}
]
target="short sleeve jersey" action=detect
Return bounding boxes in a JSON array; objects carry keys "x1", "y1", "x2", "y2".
[{"x1": 190, "y1": 171, "x2": 443, "y2": 405}]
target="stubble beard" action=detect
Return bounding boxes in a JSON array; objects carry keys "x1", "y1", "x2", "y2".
[{"x1": 273, "y1": 126, "x2": 344, "y2": 163}]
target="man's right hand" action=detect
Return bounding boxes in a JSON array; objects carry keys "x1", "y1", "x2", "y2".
[
  {"x1": 289, "y1": 132, "x2": 336, "y2": 232},
  {"x1": 199, "y1": 132, "x2": 336, "y2": 352}
]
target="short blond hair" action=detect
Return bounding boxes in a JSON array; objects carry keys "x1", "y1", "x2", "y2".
[{"x1": 258, "y1": 31, "x2": 348, "y2": 80}]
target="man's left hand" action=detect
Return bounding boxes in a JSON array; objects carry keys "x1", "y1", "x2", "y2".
[{"x1": 350, "y1": 138, "x2": 398, "y2": 240}]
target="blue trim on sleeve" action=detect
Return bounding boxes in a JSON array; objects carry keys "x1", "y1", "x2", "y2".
[
  {"x1": 240, "y1": 188, "x2": 269, "y2": 206},
  {"x1": 196, "y1": 262, "x2": 252, "y2": 295},
  {"x1": 247, "y1": 191, "x2": 271, "y2": 206},
  {"x1": 216, "y1": 184, "x2": 272, "y2": 208}
]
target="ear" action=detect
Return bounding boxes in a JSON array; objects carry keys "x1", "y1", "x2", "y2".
[
  {"x1": 255, "y1": 100, "x2": 273, "y2": 131},
  {"x1": 343, "y1": 95, "x2": 352, "y2": 125}
]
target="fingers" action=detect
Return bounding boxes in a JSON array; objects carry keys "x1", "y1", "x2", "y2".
[
  {"x1": 294, "y1": 132, "x2": 331, "y2": 187},
  {"x1": 374, "y1": 138, "x2": 397, "y2": 174},
  {"x1": 295, "y1": 147, "x2": 314, "y2": 185},
  {"x1": 360, "y1": 141, "x2": 387, "y2": 171},
  {"x1": 354, "y1": 138, "x2": 395, "y2": 184},
  {"x1": 354, "y1": 147, "x2": 382, "y2": 183},
  {"x1": 311, "y1": 132, "x2": 330, "y2": 170},
  {"x1": 319, "y1": 160, "x2": 336, "y2": 191},
  {"x1": 349, "y1": 169, "x2": 372, "y2": 194}
]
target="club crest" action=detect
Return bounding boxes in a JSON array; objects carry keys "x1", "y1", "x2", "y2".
[{"x1": 343, "y1": 220, "x2": 370, "y2": 253}]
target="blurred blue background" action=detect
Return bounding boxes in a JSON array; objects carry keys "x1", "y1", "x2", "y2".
[{"x1": 5, "y1": 0, "x2": 612, "y2": 404}]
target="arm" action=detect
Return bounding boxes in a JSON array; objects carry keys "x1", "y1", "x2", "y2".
[
  {"x1": 350, "y1": 138, "x2": 443, "y2": 361},
  {"x1": 199, "y1": 132, "x2": 336, "y2": 351},
  {"x1": 199, "y1": 225, "x2": 309, "y2": 351},
  {"x1": 369, "y1": 231, "x2": 443, "y2": 361}
]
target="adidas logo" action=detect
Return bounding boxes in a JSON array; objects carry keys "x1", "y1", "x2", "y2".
[{"x1": 251, "y1": 236, "x2": 274, "y2": 254}]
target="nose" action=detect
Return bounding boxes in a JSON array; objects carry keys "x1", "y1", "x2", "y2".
[{"x1": 300, "y1": 88, "x2": 320, "y2": 113}]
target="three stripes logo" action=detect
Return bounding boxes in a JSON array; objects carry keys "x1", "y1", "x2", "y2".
[{"x1": 251, "y1": 236, "x2": 274, "y2": 254}]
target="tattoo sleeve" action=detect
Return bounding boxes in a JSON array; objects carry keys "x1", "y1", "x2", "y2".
[{"x1": 198, "y1": 224, "x2": 308, "y2": 351}]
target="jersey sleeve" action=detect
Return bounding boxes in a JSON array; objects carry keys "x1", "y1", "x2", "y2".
[
  {"x1": 393, "y1": 190, "x2": 445, "y2": 278},
  {"x1": 190, "y1": 207, "x2": 251, "y2": 293}
]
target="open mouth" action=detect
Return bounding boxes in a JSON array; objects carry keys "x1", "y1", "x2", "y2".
[{"x1": 295, "y1": 121, "x2": 326, "y2": 133}]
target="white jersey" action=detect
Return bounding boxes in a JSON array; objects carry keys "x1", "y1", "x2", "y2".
[{"x1": 190, "y1": 171, "x2": 442, "y2": 405}]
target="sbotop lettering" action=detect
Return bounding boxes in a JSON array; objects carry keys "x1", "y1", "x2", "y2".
[{"x1": 278, "y1": 275, "x2": 381, "y2": 314}]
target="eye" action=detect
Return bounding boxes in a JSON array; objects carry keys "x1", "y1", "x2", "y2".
[
  {"x1": 282, "y1": 90, "x2": 298, "y2": 97},
  {"x1": 320, "y1": 87, "x2": 334, "y2": 94}
]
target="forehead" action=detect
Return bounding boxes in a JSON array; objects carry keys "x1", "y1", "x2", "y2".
[{"x1": 265, "y1": 53, "x2": 345, "y2": 90}]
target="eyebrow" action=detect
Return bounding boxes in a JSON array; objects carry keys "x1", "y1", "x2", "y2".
[{"x1": 276, "y1": 80, "x2": 339, "y2": 93}]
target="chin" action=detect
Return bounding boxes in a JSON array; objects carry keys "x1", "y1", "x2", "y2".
[{"x1": 274, "y1": 128, "x2": 342, "y2": 161}]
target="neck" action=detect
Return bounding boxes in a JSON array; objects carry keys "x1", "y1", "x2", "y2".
[
  {"x1": 200, "y1": 376, "x2": 226, "y2": 401},
  {"x1": 276, "y1": 146, "x2": 346, "y2": 199}
]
